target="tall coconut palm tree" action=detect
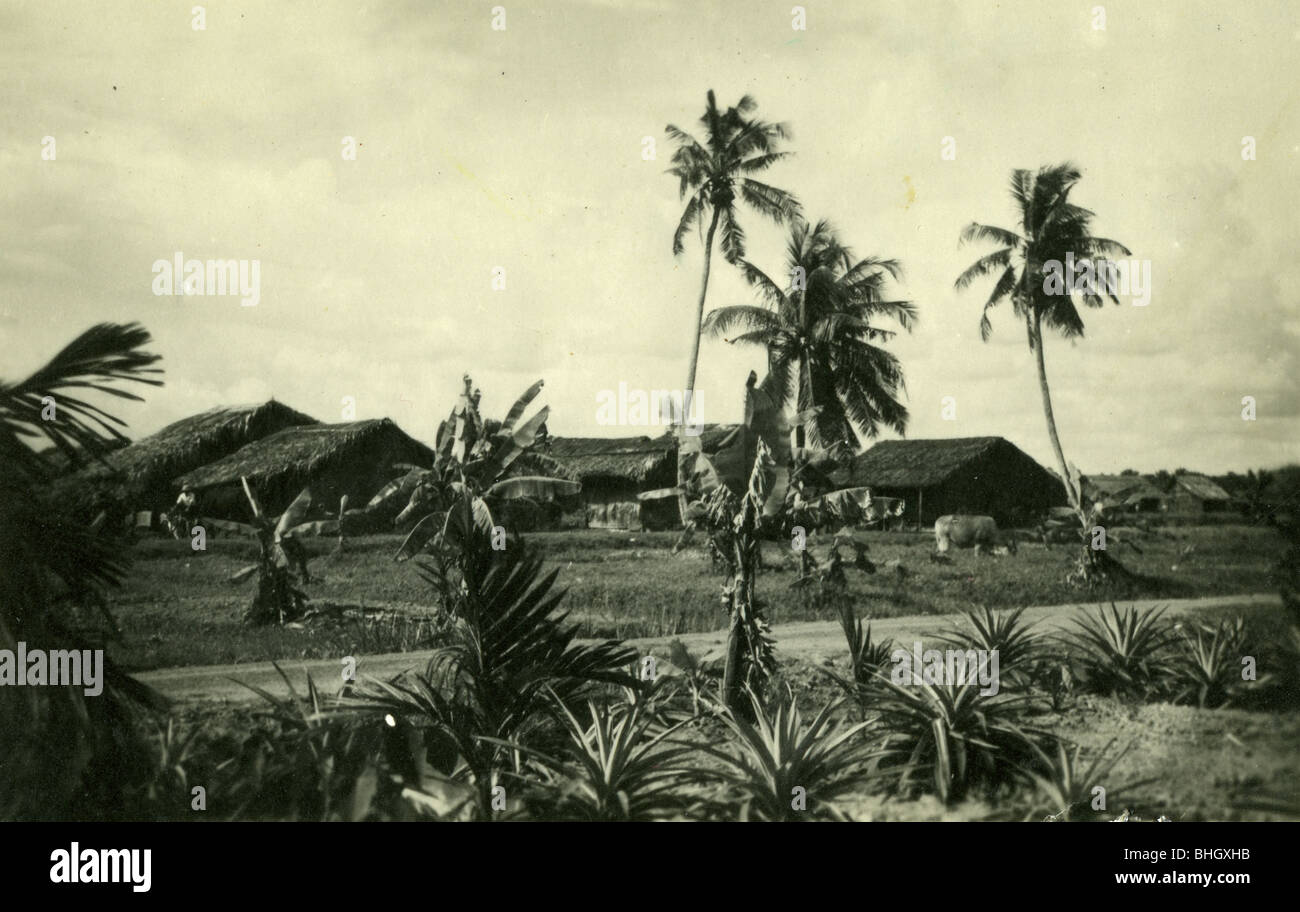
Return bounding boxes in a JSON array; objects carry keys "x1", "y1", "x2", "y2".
[
  {"x1": 954, "y1": 162, "x2": 1131, "y2": 516},
  {"x1": 665, "y1": 90, "x2": 801, "y2": 516},
  {"x1": 701, "y1": 218, "x2": 915, "y2": 450}
]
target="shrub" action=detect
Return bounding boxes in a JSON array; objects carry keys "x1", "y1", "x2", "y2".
[
  {"x1": 345, "y1": 521, "x2": 637, "y2": 816},
  {"x1": 694, "y1": 691, "x2": 883, "y2": 821},
  {"x1": 824, "y1": 601, "x2": 895, "y2": 703},
  {"x1": 871, "y1": 679, "x2": 1051, "y2": 804},
  {"x1": 934, "y1": 605, "x2": 1046, "y2": 691},
  {"x1": 666, "y1": 638, "x2": 725, "y2": 717},
  {"x1": 1168, "y1": 615, "x2": 1254, "y2": 708},
  {"x1": 1065, "y1": 603, "x2": 1175, "y2": 701},
  {"x1": 1019, "y1": 737, "x2": 1154, "y2": 822},
  {"x1": 497, "y1": 698, "x2": 700, "y2": 821},
  {"x1": 222, "y1": 665, "x2": 393, "y2": 821}
]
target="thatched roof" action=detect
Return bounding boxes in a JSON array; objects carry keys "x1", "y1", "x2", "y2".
[
  {"x1": 176, "y1": 418, "x2": 432, "y2": 491},
  {"x1": 545, "y1": 436, "x2": 675, "y2": 485},
  {"x1": 846, "y1": 437, "x2": 1011, "y2": 489},
  {"x1": 1084, "y1": 474, "x2": 1164, "y2": 500},
  {"x1": 1175, "y1": 474, "x2": 1232, "y2": 502},
  {"x1": 650, "y1": 423, "x2": 743, "y2": 454},
  {"x1": 1085, "y1": 474, "x2": 1140, "y2": 495},
  {"x1": 57, "y1": 400, "x2": 317, "y2": 504}
]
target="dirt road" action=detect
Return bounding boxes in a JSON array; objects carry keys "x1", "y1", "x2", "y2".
[{"x1": 135, "y1": 593, "x2": 1280, "y2": 704}]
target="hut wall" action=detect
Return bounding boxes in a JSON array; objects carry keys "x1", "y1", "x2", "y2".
[
  {"x1": 870, "y1": 444, "x2": 1066, "y2": 528},
  {"x1": 933, "y1": 446, "x2": 1065, "y2": 526},
  {"x1": 580, "y1": 483, "x2": 643, "y2": 530},
  {"x1": 189, "y1": 429, "x2": 431, "y2": 521},
  {"x1": 639, "y1": 497, "x2": 679, "y2": 531},
  {"x1": 1170, "y1": 491, "x2": 1229, "y2": 514},
  {"x1": 1126, "y1": 495, "x2": 1169, "y2": 514}
]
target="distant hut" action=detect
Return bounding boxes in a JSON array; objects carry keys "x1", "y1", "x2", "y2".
[
  {"x1": 175, "y1": 418, "x2": 434, "y2": 521},
  {"x1": 1082, "y1": 474, "x2": 1168, "y2": 514},
  {"x1": 842, "y1": 436, "x2": 1067, "y2": 528},
  {"x1": 52, "y1": 400, "x2": 317, "y2": 520},
  {"x1": 1170, "y1": 474, "x2": 1233, "y2": 514},
  {"x1": 545, "y1": 436, "x2": 676, "y2": 530}
]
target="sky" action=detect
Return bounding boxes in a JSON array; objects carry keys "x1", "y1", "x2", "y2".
[{"x1": 2, "y1": 0, "x2": 1297, "y2": 475}]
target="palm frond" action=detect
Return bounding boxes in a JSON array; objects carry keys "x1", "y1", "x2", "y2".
[
  {"x1": 739, "y1": 178, "x2": 801, "y2": 225},
  {"x1": 671, "y1": 193, "x2": 704, "y2": 256},
  {"x1": 702, "y1": 305, "x2": 784, "y2": 340},
  {"x1": 954, "y1": 247, "x2": 1013, "y2": 291},
  {"x1": 2, "y1": 322, "x2": 162, "y2": 478},
  {"x1": 0, "y1": 323, "x2": 167, "y2": 820},
  {"x1": 958, "y1": 222, "x2": 1021, "y2": 250}
]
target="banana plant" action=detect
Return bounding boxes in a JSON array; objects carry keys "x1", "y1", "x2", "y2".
[
  {"x1": 224, "y1": 479, "x2": 335, "y2": 625},
  {"x1": 679, "y1": 372, "x2": 889, "y2": 711},
  {"x1": 370, "y1": 376, "x2": 580, "y2": 562}
]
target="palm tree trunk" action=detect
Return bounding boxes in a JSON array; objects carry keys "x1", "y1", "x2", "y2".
[
  {"x1": 1031, "y1": 310, "x2": 1125, "y2": 584},
  {"x1": 1029, "y1": 309, "x2": 1080, "y2": 514},
  {"x1": 677, "y1": 208, "x2": 721, "y2": 524}
]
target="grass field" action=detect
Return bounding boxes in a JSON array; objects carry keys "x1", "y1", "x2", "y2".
[{"x1": 105, "y1": 523, "x2": 1284, "y2": 671}]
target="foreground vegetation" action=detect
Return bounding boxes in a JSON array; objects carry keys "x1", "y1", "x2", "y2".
[
  {"x1": 109, "y1": 524, "x2": 1281, "y2": 670},
  {"x1": 56, "y1": 593, "x2": 1300, "y2": 822},
  {"x1": 85, "y1": 507, "x2": 1298, "y2": 823}
]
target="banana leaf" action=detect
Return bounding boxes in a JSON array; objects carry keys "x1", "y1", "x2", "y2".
[
  {"x1": 679, "y1": 448, "x2": 724, "y2": 500},
  {"x1": 806, "y1": 487, "x2": 873, "y2": 522},
  {"x1": 284, "y1": 519, "x2": 339, "y2": 538},
  {"x1": 478, "y1": 406, "x2": 550, "y2": 482},
  {"x1": 743, "y1": 439, "x2": 781, "y2": 516},
  {"x1": 241, "y1": 477, "x2": 264, "y2": 521},
  {"x1": 365, "y1": 476, "x2": 406, "y2": 510},
  {"x1": 229, "y1": 565, "x2": 258, "y2": 583},
  {"x1": 274, "y1": 487, "x2": 313, "y2": 538},
  {"x1": 438, "y1": 494, "x2": 496, "y2": 557},
  {"x1": 744, "y1": 378, "x2": 791, "y2": 517},
  {"x1": 498, "y1": 379, "x2": 545, "y2": 437},
  {"x1": 637, "y1": 486, "x2": 682, "y2": 502},
  {"x1": 394, "y1": 512, "x2": 441, "y2": 563}
]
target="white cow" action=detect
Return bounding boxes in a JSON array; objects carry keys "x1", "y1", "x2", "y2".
[{"x1": 934, "y1": 514, "x2": 1018, "y2": 556}]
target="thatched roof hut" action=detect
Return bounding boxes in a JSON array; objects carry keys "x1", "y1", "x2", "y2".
[
  {"x1": 1171, "y1": 473, "x2": 1233, "y2": 513},
  {"x1": 842, "y1": 436, "x2": 1066, "y2": 527},
  {"x1": 175, "y1": 418, "x2": 434, "y2": 520},
  {"x1": 1082, "y1": 474, "x2": 1168, "y2": 513},
  {"x1": 53, "y1": 400, "x2": 318, "y2": 515},
  {"x1": 545, "y1": 436, "x2": 676, "y2": 487},
  {"x1": 544, "y1": 436, "x2": 676, "y2": 530}
]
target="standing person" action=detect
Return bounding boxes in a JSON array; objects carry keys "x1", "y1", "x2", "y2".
[{"x1": 171, "y1": 484, "x2": 199, "y2": 539}]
